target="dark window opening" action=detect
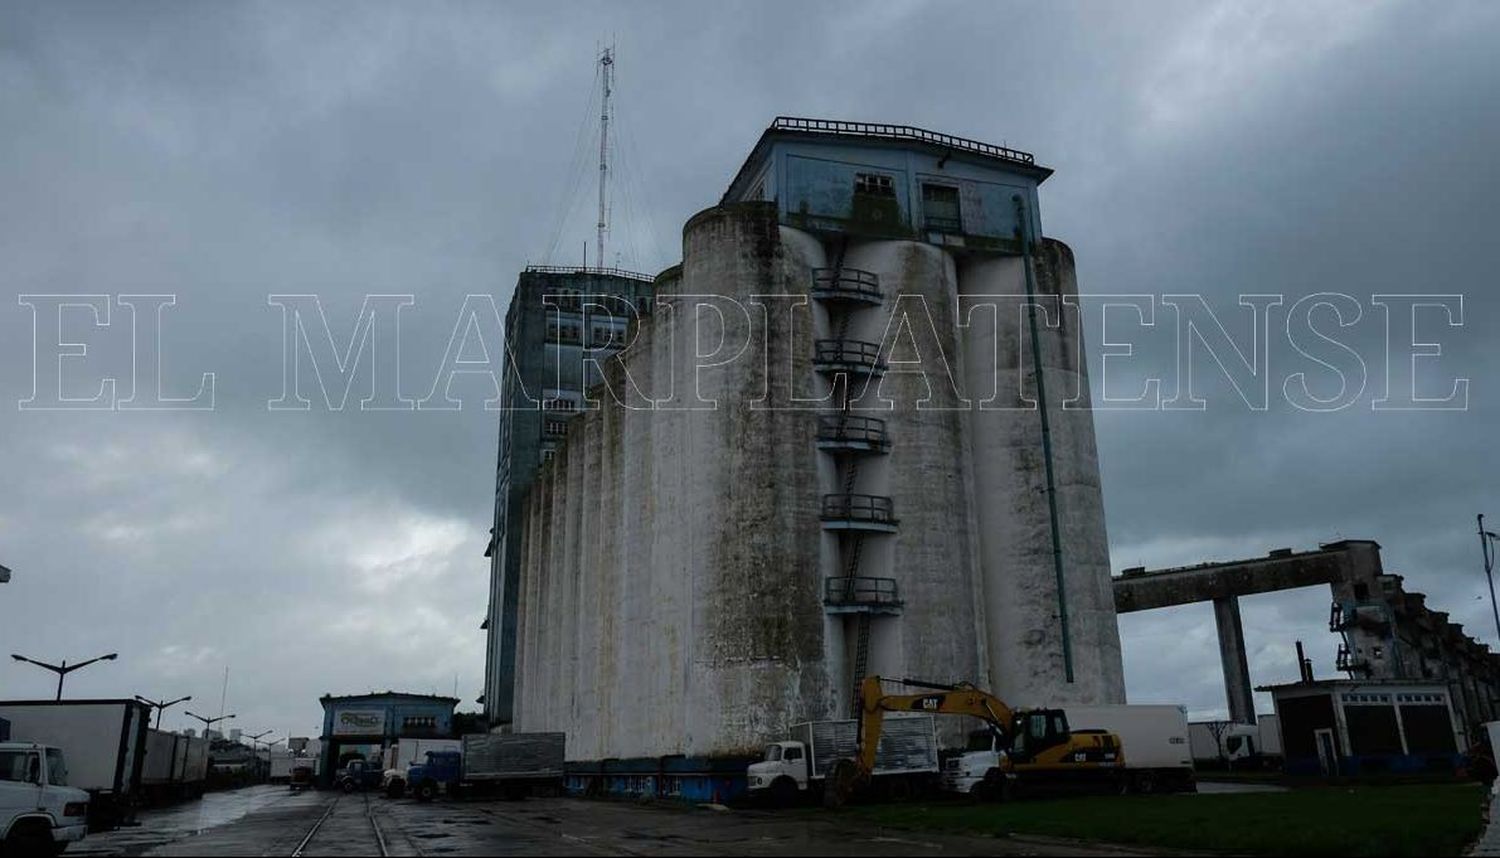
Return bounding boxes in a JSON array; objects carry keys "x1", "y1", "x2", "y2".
[{"x1": 922, "y1": 183, "x2": 962, "y2": 232}]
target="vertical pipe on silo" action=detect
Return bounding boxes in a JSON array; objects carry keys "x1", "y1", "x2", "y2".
[{"x1": 1014, "y1": 195, "x2": 1073, "y2": 683}]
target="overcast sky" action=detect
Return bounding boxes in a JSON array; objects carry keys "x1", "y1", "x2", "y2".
[{"x1": 1, "y1": 1, "x2": 1497, "y2": 738}]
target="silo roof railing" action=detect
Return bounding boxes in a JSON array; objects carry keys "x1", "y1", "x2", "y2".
[
  {"x1": 814, "y1": 339, "x2": 887, "y2": 373},
  {"x1": 771, "y1": 117, "x2": 1037, "y2": 168},
  {"x1": 523, "y1": 264, "x2": 657, "y2": 283},
  {"x1": 816, "y1": 414, "x2": 890, "y2": 451},
  {"x1": 811, "y1": 267, "x2": 882, "y2": 304},
  {"x1": 821, "y1": 493, "x2": 898, "y2": 526}
]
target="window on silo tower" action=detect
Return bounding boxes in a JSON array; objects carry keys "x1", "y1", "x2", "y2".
[
  {"x1": 923, "y1": 183, "x2": 962, "y2": 233},
  {"x1": 851, "y1": 172, "x2": 900, "y2": 229}
]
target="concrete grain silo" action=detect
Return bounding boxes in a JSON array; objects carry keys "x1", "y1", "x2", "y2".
[{"x1": 494, "y1": 118, "x2": 1124, "y2": 797}]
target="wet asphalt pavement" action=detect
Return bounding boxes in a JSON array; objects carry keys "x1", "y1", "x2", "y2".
[{"x1": 68, "y1": 785, "x2": 1167, "y2": 856}]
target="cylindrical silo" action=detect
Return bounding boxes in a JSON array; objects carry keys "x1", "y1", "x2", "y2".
[{"x1": 957, "y1": 238, "x2": 1124, "y2": 707}]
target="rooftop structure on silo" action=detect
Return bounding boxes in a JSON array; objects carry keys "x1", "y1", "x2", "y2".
[{"x1": 721, "y1": 117, "x2": 1052, "y2": 251}]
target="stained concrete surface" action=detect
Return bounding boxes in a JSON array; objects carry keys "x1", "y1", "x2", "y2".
[{"x1": 64, "y1": 786, "x2": 1167, "y2": 856}]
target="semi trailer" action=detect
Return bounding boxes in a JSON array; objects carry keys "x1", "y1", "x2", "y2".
[
  {"x1": 403, "y1": 733, "x2": 566, "y2": 800},
  {"x1": 945, "y1": 703, "x2": 1194, "y2": 795}
]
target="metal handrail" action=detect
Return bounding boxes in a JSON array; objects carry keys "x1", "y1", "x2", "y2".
[
  {"x1": 814, "y1": 339, "x2": 885, "y2": 369},
  {"x1": 524, "y1": 264, "x2": 656, "y2": 283},
  {"x1": 821, "y1": 493, "x2": 897, "y2": 524},
  {"x1": 816, "y1": 415, "x2": 888, "y2": 447},
  {"x1": 772, "y1": 117, "x2": 1036, "y2": 167},
  {"x1": 824, "y1": 576, "x2": 900, "y2": 606},
  {"x1": 812, "y1": 267, "x2": 881, "y2": 300}
]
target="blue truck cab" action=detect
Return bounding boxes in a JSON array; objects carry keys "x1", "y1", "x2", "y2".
[{"x1": 405, "y1": 750, "x2": 461, "y2": 801}]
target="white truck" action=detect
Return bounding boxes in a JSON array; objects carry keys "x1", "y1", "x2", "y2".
[
  {"x1": 943, "y1": 704, "x2": 1195, "y2": 796},
  {"x1": 748, "y1": 716, "x2": 939, "y2": 804},
  {"x1": 1189, "y1": 718, "x2": 1282, "y2": 769},
  {"x1": 1, "y1": 742, "x2": 91, "y2": 855},
  {"x1": 0, "y1": 700, "x2": 150, "y2": 830},
  {"x1": 380, "y1": 739, "x2": 462, "y2": 797}
]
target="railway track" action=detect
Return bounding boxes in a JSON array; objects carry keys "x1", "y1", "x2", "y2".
[{"x1": 290, "y1": 792, "x2": 389, "y2": 857}]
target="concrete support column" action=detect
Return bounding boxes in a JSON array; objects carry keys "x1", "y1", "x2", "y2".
[{"x1": 1213, "y1": 595, "x2": 1256, "y2": 724}]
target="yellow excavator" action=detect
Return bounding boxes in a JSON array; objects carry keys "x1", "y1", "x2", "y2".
[{"x1": 825, "y1": 676, "x2": 1126, "y2": 806}]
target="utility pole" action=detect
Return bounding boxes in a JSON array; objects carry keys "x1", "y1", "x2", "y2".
[
  {"x1": 11, "y1": 653, "x2": 117, "y2": 700},
  {"x1": 595, "y1": 45, "x2": 613, "y2": 271},
  {"x1": 135, "y1": 694, "x2": 192, "y2": 729},
  {"x1": 1481, "y1": 514, "x2": 1500, "y2": 644}
]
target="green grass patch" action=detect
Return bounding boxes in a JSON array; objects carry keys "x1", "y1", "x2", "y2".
[{"x1": 844, "y1": 783, "x2": 1486, "y2": 856}]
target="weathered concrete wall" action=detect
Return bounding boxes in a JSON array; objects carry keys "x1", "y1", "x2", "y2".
[
  {"x1": 513, "y1": 207, "x2": 1122, "y2": 759},
  {"x1": 513, "y1": 204, "x2": 831, "y2": 760},
  {"x1": 958, "y1": 242, "x2": 1125, "y2": 707}
]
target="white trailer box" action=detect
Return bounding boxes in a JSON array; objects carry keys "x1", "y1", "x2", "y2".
[
  {"x1": 0, "y1": 700, "x2": 151, "y2": 828},
  {"x1": 1257, "y1": 714, "x2": 1283, "y2": 757},
  {"x1": 384, "y1": 739, "x2": 462, "y2": 773},
  {"x1": 1065, "y1": 705, "x2": 1194, "y2": 791}
]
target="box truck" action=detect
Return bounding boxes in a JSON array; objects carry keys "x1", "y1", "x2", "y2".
[
  {"x1": 747, "y1": 716, "x2": 940, "y2": 804},
  {"x1": 403, "y1": 733, "x2": 566, "y2": 800},
  {"x1": 0, "y1": 700, "x2": 151, "y2": 830}
]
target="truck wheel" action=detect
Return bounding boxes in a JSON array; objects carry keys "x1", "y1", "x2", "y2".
[
  {"x1": 1133, "y1": 770, "x2": 1158, "y2": 795},
  {"x1": 416, "y1": 780, "x2": 437, "y2": 802},
  {"x1": 770, "y1": 777, "x2": 798, "y2": 808},
  {"x1": 340, "y1": 778, "x2": 358, "y2": 794},
  {"x1": 5, "y1": 820, "x2": 55, "y2": 856}
]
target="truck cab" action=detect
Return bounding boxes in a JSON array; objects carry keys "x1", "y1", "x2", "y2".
[
  {"x1": 334, "y1": 758, "x2": 382, "y2": 793},
  {"x1": 1, "y1": 743, "x2": 90, "y2": 855},
  {"x1": 405, "y1": 750, "x2": 462, "y2": 802},
  {"x1": 746, "y1": 741, "x2": 809, "y2": 802},
  {"x1": 943, "y1": 729, "x2": 1010, "y2": 797},
  {"x1": 943, "y1": 710, "x2": 1083, "y2": 798}
]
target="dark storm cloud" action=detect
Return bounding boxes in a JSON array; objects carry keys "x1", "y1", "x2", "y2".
[{"x1": 1, "y1": 0, "x2": 1496, "y2": 729}]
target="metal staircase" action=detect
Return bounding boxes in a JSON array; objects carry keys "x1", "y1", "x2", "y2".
[{"x1": 810, "y1": 252, "x2": 897, "y2": 716}]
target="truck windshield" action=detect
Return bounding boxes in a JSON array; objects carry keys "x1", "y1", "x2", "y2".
[
  {"x1": 45, "y1": 749, "x2": 67, "y2": 786},
  {"x1": 966, "y1": 730, "x2": 994, "y2": 752},
  {"x1": 763, "y1": 745, "x2": 782, "y2": 762}
]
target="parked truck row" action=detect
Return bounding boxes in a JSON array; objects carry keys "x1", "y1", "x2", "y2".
[{"x1": 748, "y1": 677, "x2": 1200, "y2": 806}]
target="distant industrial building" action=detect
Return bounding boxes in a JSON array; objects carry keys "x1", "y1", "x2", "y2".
[
  {"x1": 483, "y1": 266, "x2": 655, "y2": 725},
  {"x1": 500, "y1": 118, "x2": 1125, "y2": 764},
  {"x1": 1116, "y1": 539, "x2": 1500, "y2": 740},
  {"x1": 317, "y1": 691, "x2": 458, "y2": 784}
]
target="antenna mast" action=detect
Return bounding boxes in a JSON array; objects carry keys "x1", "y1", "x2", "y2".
[{"x1": 595, "y1": 45, "x2": 613, "y2": 271}]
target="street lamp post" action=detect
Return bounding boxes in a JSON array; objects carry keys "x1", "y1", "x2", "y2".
[
  {"x1": 184, "y1": 710, "x2": 236, "y2": 742},
  {"x1": 1481, "y1": 514, "x2": 1500, "y2": 645},
  {"x1": 244, "y1": 730, "x2": 274, "y2": 750},
  {"x1": 10, "y1": 653, "x2": 118, "y2": 700},
  {"x1": 135, "y1": 695, "x2": 193, "y2": 730}
]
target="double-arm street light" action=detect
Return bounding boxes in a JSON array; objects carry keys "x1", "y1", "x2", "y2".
[
  {"x1": 10, "y1": 653, "x2": 118, "y2": 700},
  {"x1": 184, "y1": 710, "x2": 236, "y2": 740},
  {"x1": 245, "y1": 731, "x2": 276, "y2": 751},
  {"x1": 135, "y1": 695, "x2": 193, "y2": 730}
]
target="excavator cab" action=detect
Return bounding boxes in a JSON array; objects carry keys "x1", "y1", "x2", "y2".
[{"x1": 1006, "y1": 709, "x2": 1072, "y2": 764}]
